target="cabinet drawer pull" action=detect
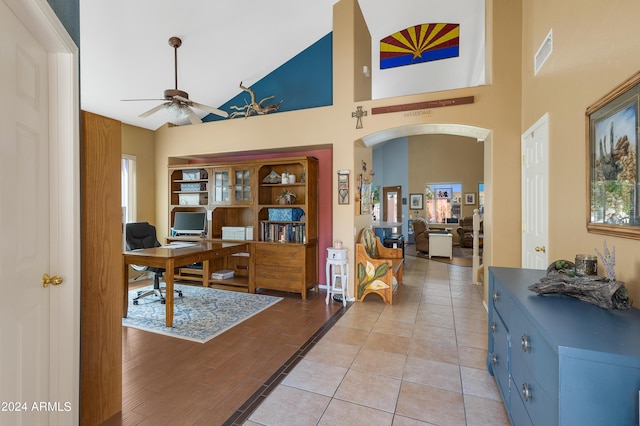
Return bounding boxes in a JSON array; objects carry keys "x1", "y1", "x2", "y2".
[
  {"x1": 522, "y1": 383, "x2": 532, "y2": 401},
  {"x1": 521, "y1": 334, "x2": 531, "y2": 352},
  {"x1": 491, "y1": 322, "x2": 497, "y2": 333},
  {"x1": 491, "y1": 354, "x2": 498, "y2": 365},
  {"x1": 492, "y1": 291, "x2": 499, "y2": 302}
]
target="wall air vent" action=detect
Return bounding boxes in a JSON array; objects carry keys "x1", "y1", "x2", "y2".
[{"x1": 534, "y1": 29, "x2": 553, "y2": 75}]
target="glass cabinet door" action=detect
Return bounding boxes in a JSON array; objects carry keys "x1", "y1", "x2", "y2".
[
  {"x1": 233, "y1": 168, "x2": 252, "y2": 203},
  {"x1": 212, "y1": 169, "x2": 229, "y2": 203}
]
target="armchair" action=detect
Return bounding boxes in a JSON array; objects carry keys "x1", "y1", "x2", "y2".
[
  {"x1": 125, "y1": 222, "x2": 183, "y2": 304},
  {"x1": 355, "y1": 228, "x2": 403, "y2": 305},
  {"x1": 413, "y1": 219, "x2": 448, "y2": 253},
  {"x1": 456, "y1": 216, "x2": 483, "y2": 248}
]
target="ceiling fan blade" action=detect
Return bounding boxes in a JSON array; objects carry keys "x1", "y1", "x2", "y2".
[
  {"x1": 172, "y1": 94, "x2": 190, "y2": 103},
  {"x1": 190, "y1": 101, "x2": 229, "y2": 118},
  {"x1": 139, "y1": 102, "x2": 170, "y2": 118},
  {"x1": 184, "y1": 107, "x2": 202, "y2": 125},
  {"x1": 122, "y1": 98, "x2": 167, "y2": 102}
]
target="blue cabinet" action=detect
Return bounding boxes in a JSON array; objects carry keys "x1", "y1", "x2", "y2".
[{"x1": 487, "y1": 267, "x2": 640, "y2": 425}]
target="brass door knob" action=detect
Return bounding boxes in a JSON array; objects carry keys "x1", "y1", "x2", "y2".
[
  {"x1": 43, "y1": 274, "x2": 63, "y2": 288},
  {"x1": 535, "y1": 246, "x2": 546, "y2": 253}
]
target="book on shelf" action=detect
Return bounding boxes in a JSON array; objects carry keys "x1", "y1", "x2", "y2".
[{"x1": 261, "y1": 222, "x2": 306, "y2": 243}]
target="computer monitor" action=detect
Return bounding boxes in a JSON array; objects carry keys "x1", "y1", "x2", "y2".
[{"x1": 172, "y1": 211, "x2": 207, "y2": 235}]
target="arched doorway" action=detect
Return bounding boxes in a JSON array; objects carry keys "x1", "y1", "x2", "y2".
[{"x1": 360, "y1": 123, "x2": 492, "y2": 301}]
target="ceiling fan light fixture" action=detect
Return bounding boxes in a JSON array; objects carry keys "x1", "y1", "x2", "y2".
[
  {"x1": 166, "y1": 103, "x2": 190, "y2": 120},
  {"x1": 123, "y1": 36, "x2": 228, "y2": 124}
]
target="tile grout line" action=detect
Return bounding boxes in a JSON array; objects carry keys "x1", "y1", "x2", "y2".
[{"x1": 222, "y1": 301, "x2": 352, "y2": 426}]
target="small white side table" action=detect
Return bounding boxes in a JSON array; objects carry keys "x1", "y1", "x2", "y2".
[
  {"x1": 429, "y1": 233, "x2": 453, "y2": 259},
  {"x1": 325, "y1": 248, "x2": 349, "y2": 307}
]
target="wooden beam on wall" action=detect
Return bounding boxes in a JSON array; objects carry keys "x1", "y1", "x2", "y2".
[{"x1": 372, "y1": 96, "x2": 474, "y2": 115}]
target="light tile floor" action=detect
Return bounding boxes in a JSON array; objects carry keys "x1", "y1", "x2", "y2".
[{"x1": 244, "y1": 254, "x2": 510, "y2": 426}]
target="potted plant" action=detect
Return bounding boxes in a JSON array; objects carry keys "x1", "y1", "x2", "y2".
[{"x1": 277, "y1": 189, "x2": 297, "y2": 205}]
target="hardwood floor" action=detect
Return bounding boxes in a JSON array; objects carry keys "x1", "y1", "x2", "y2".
[
  {"x1": 115, "y1": 282, "x2": 345, "y2": 425},
  {"x1": 111, "y1": 253, "x2": 502, "y2": 425}
]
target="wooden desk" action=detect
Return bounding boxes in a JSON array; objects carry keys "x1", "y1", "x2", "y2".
[{"x1": 123, "y1": 241, "x2": 249, "y2": 327}]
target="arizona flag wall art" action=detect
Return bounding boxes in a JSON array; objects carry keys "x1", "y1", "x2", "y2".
[
  {"x1": 380, "y1": 23, "x2": 460, "y2": 70},
  {"x1": 359, "y1": 0, "x2": 485, "y2": 99}
]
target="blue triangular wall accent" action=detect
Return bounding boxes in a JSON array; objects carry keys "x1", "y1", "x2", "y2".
[{"x1": 203, "y1": 32, "x2": 333, "y2": 122}]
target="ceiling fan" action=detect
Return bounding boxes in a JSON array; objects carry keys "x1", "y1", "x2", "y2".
[{"x1": 123, "y1": 36, "x2": 228, "y2": 124}]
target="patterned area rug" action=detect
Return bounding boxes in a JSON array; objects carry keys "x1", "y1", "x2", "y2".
[{"x1": 123, "y1": 284, "x2": 283, "y2": 343}]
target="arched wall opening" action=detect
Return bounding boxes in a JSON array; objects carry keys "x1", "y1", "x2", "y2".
[{"x1": 356, "y1": 123, "x2": 493, "y2": 303}]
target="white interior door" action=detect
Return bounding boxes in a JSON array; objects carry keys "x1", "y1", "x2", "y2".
[
  {"x1": 0, "y1": 0, "x2": 79, "y2": 424},
  {"x1": 522, "y1": 113, "x2": 549, "y2": 269}
]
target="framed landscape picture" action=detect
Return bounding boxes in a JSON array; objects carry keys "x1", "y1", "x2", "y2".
[
  {"x1": 586, "y1": 71, "x2": 640, "y2": 239},
  {"x1": 410, "y1": 193, "x2": 423, "y2": 210},
  {"x1": 465, "y1": 193, "x2": 476, "y2": 205}
]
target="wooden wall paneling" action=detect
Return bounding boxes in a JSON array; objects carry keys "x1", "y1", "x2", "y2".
[{"x1": 80, "y1": 111, "x2": 123, "y2": 424}]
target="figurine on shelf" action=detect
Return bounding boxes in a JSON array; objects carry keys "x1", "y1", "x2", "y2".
[
  {"x1": 277, "y1": 189, "x2": 297, "y2": 205},
  {"x1": 263, "y1": 170, "x2": 281, "y2": 184}
]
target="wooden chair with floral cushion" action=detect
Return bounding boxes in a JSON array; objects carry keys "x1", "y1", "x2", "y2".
[{"x1": 355, "y1": 228, "x2": 403, "y2": 304}]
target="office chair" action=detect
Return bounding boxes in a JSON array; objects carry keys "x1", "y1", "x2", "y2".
[{"x1": 125, "y1": 222, "x2": 183, "y2": 305}]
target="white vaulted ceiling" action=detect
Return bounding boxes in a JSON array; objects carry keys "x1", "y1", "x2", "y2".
[{"x1": 80, "y1": 0, "x2": 484, "y2": 130}]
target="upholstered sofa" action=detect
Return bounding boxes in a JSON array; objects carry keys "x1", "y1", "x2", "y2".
[
  {"x1": 413, "y1": 219, "x2": 448, "y2": 253},
  {"x1": 457, "y1": 216, "x2": 483, "y2": 248}
]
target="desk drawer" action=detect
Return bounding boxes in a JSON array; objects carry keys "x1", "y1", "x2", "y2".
[
  {"x1": 255, "y1": 244, "x2": 302, "y2": 267},
  {"x1": 510, "y1": 380, "x2": 534, "y2": 426},
  {"x1": 510, "y1": 308, "x2": 558, "y2": 396},
  {"x1": 489, "y1": 307, "x2": 510, "y2": 408},
  {"x1": 491, "y1": 277, "x2": 511, "y2": 326},
  {"x1": 255, "y1": 264, "x2": 303, "y2": 292},
  {"x1": 510, "y1": 366, "x2": 557, "y2": 426}
]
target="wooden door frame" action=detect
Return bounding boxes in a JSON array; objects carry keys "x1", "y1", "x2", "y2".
[
  {"x1": 382, "y1": 186, "x2": 402, "y2": 223},
  {"x1": 3, "y1": 0, "x2": 81, "y2": 422}
]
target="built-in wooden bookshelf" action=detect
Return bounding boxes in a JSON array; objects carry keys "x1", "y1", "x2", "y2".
[{"x1": 167, "y1": 156, "x2": 318, "y2": 298}]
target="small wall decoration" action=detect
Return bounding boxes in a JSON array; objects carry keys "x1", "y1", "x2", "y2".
[
  {"x1": 409, "y1": 193, "x2": 423, "y2": 210},
  {"x1": 352, "y1": 106, "x2": 367, "y2": 129},
  {"x1": 338, "y1": 170, "x2": 350, "y2": 205},
  {"x1": 586, "y1": 71, "x2": 640, "y2": 239},
  {"x1": 360, "y1": 183, "x2": 372, "y2": 215},
  {"x1": 380, "y1": 23, "x2": 460, "y2": 70},
  {"x1": 465, "y1": 193, "x2": 476, "y2": 205}
]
